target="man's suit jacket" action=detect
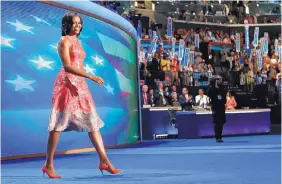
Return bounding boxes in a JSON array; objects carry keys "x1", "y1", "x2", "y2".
[
  {"x1": 141, "y1": 92, "x2": 150, "y2": 106},
  {"x1": 154, "y1": 89, "x2": 169, "y2": 107},
  {"x1": 148, "y1": 94, "x2": 155, "y2": 106},
  {"x1": 179, "y1": 94, "x2": 194, "y2": 111}
]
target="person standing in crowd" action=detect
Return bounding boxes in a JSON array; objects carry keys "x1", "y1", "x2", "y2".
[
  {"x1": 208, "y1": 76, "x2": 227, "y2": 143},
  {"x1": 171, "y1": 55, "x2": 179, "y2": 84},
  {"x1": 276, "y1": 72, "x2": 282, "y2": 103},
  {"x1": 161, "y1": 54, "x2": 172, "y2": 86},
  {"x1": 181, "y1": 64, "x2": 194, "y2": 87}
]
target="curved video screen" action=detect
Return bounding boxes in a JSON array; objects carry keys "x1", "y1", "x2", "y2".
[{"x1": 1, "y1": 1, "x2": 139, "y2": 156}]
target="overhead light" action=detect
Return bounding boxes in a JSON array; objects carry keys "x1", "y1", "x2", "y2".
[
  {"x1": 185, "y1": 5, "x2": 188, "y2": 7},
  {"x1": 257, "y1": 3, "x2": 259, "y2": 7},
  {"x1": 171, "y1": 3, "x2": 174, "y2": 5},
  {"x1": 157, "y1": 1, "x2": 159, "y2": 4}
]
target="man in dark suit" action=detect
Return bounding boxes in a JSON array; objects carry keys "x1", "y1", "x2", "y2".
[
  {"x1": 154, "y1": 82, "x2": 168, "y2": 107},
  {"x1": 147, "y1": 52, "x2": 164, "y2": 81},
  {"x1": 179, "y1": 87, "x2": 194, "y2": 111},
  {"x1": 148, "y1": 52, "x2": 161, "y2": 71},
  {"x1": 147, "y1": 88, "x2": 155, "y2": 106},
  {"x1": 208, "y1": 76, "x2": 227, "y2": 143}
]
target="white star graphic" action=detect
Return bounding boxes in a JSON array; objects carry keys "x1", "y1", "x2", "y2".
[
  {"x1": 91, "y1": 55, "x2": 104, "y2": 66},
  {"x1": 30, "y1": 56, "x2": 54, "y2": 70},
  {"x1": 6, "y1": 75, "x2": 35, "y2": 91},
  {"x1": 7, "y1": 20, "x2": 34, "y2": 34},
  {"x1": 84, "y1": 64, "x2": 96, "y2": 74},
  {"x1": 30, "y1": 15, "x2": 51, "y2": 25},
  {"x1": 104, "y1": 83, "x2": 114, "y2": 95},
  {"x1": 1, "y1": 36, "x2": 16, "y2": 48},
  {"x1": 49, "y1": 44, "x2": 58, "y2": 50}
]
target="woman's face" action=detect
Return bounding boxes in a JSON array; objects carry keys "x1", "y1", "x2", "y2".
[
  {"x1": 71, "y1": 15, "x2": 82, "y2": 36},
  {"x1": 227, "y1": 92, "x2": 230, "y2": 97}
]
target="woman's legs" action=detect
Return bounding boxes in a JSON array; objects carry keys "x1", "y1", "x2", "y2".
[
  {"x1": 45, "y1": 131, "x2": 61, "y2": 172},
  {"x1": 88, "y1": 131, "x2": 115, "y2": 168}
]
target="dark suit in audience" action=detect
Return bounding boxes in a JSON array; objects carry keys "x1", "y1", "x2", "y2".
[
  {"x1": 179, "y1": 94, "x2": 194, "y2": 111},
  {"x1": 154, "y1": 89, "x2": 169, "y2": 107}
]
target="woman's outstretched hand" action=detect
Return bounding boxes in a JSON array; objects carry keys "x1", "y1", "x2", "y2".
[{"x1": 89, "y1": 75, "x2": 104, "y2": 85}]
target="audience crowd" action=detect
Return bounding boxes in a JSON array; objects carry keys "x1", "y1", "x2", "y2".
[
  {"x1": 168, "y1": 1, "x2": 281, "y2": 24},
  {"x1": 93, "y1": 0, "x2": 281, "y2": 110},
  {"x1": 139, "y1": 28, "x2": 281, "y2": 110}
]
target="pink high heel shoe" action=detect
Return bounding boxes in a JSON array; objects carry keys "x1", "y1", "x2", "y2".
[
  {"x1": 42, "y1": 165, "x2": 61, "y2": 179},
  {"x1": 98, "y1": 163, "x2": 123, "y2": 175}
]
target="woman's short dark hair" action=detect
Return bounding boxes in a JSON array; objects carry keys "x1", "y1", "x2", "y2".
[{"x1": 61, "y1": 12, "x2": 83, "y2": 37}]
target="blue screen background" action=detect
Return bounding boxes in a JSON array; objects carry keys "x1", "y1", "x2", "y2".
[{"x1": 1, "y1": 1, "x2": 139, "y2": 156}]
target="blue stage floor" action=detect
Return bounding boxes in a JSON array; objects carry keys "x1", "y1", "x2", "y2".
[{"x1": 2, "y1": 135, "x2": 281, "y2": 184}]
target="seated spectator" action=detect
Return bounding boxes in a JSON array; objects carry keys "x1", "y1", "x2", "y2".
[
  {"x1": 225, "y1": 91, "x2": 237, "y2": 110},
  {"x1": 195, "y1": 89, "x2": 210, "y2": 109},
  {"x1": 170, "y1": 85, "x2": 180, "y2": 99},
  {"x1": 148, "y1": 89, "x2": 156, "y2": 106},
  {"x1": 141, "y1": 85, "x2": 149, "y2": 106},
  {"x1": 171, "y1": 92, "x2": 179, "y2": 106},
  {"x1": 179, "y1": 87, "x2": 194, "y2": 111}
]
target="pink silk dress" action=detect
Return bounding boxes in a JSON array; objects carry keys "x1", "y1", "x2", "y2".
[
  {"x1": 225, "y1": 97, "x2": 237, "y2": 110},
  {"x1": 48, "y1": 37, "x2": 104, "y2": 132}
]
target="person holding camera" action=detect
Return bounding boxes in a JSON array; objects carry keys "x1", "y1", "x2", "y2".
[{"x1": 208, "y1": 76, "x2": 227, "y2": 143}]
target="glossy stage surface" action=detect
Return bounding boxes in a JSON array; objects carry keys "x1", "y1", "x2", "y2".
[{"x1": 2, "y1": 135, "x2": 280, "y2": 184}]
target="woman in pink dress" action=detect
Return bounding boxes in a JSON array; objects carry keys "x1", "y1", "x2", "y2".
[
  {"x1": 42, "y1": 12, "x2": 122, "y2": 179},
  {"x1": 225, "y1": 91, "x2": 237, "y2": 110}
]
